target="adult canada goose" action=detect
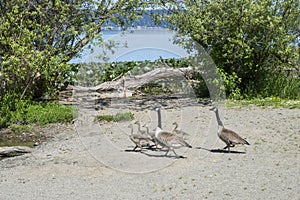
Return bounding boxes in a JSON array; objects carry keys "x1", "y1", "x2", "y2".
[
  {"x1": 209, "y1": 106, "x2": 250, "y2": 152},
  {"x1": 154, "y1": 107, "x2": 192, "y2": 157},
  {"x1": 172, "y1": 122, "x2": 190, "y2": 138},
  {"x1": 155, "y1": 127, "x2": 192, "y2": 157},
  {"x1": 128, "y1": 124, "x2": 151, "y2": 151}
]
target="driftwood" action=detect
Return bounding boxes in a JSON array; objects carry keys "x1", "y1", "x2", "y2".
[
  {"x1": 0, "y1": 146, "x2": 33, "y2": 157},
  {"x1": 68, "y1": 67, "x2": 202, "y2": 93},
  {"x1": 59, "y1": 67, "x2": 205, "y2": 103}
]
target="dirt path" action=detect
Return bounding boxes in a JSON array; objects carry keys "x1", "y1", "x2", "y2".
[{"x1": 0, "y1": 104, "x2": 299, "y2": 200}]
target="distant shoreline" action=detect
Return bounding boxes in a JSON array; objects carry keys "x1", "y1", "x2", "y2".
[{"x1": 101, "y1": 26, "x2": 169, "y2": 31}]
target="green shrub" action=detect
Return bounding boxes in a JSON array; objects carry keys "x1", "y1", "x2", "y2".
[
  {"x1": 0, "y1": 92, "x2": 30, "y2": 128},
  {"x1": 218, "y1": 68, "x2": 242, "y2": 99},
  {"x1": 0, "y1": 92, "x2": 75, "y2": 128},
  {"x1": 244, "y1": 70, "x2": 300, "y2": 99}
]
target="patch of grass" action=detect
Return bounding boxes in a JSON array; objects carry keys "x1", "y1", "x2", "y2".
[
  {"x1": 10, "y1": 124, "x2": 32, "y2": 133},
  {"x1": 96, "y1": 115, "x2": 114, "y2": 122},
  {"x1": 25, "y1": 102, "x2": 75, "y2": 125},
  {"x1": 114, "y1": 112, "x2": 134, "y2": 122},
  {"x1": 225, "y1": 97, "x2": 300, "y2": 109},
  {"x1": 254, "y1": 141, "x2": 261, "y2": 145},
  {"x1": 96, "y1": 112, "x2": 134, "y2": 122}
]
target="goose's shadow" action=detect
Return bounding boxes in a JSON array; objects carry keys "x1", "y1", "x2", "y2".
[
  {"x1": 124, "y1": 146, "x2": 160, "y2": 153},
  {"x1": 124, "y1": 149, "x2": 142, "y2": 152},
  {"x1": 124, "y1": 144, "x2": 188, "y2": 159},
  {"x1": 124, "y1": 148, "x2": 186, "y2": 159},
  {"x1": 195, "y1": 147, "x2": 246, "y2": 154},
  {"x1": 140, "y1": 151, "x2": 187, "y2": 159}
]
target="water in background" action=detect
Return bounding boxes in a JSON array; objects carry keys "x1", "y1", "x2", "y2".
[{"x1": 69, "y1": 28, "x2": 189, "y2": 63}]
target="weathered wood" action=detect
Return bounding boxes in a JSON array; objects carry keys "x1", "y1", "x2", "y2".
[
  {"x1": 59, "y1": 67, "x2": 204, "y2": 103},
  {"x1": 0, "y1": 146, "x2": 33, "y2": 157},
  {"x1": 68, "y1": 67, "x2": 202, "y2": 93}
]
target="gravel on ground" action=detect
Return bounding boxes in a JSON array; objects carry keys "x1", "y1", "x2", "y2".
[{"x1": 0, "y1": 103, "x2": 299, "y2": 200}]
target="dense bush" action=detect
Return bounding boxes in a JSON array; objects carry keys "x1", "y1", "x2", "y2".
[{"x1": 163, "y1": 0, "x2": 300, "y2": 99}]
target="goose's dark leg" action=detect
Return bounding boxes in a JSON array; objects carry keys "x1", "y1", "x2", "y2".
[
  {"x1": 223, "y1": 144, "x2": 231, "y2": 152},
  {"x1": 172, "y1": 149, "x2": 179, "y2": 157},
  {"x1": 165, "y1": 148, "x2": 170, "y2": 156},
  {"x1": 133, "y1": 145, "x2": 138, "y2": 151},
  {"x1": 223, "y1": 143, "x2": 235, "y2": 149}
]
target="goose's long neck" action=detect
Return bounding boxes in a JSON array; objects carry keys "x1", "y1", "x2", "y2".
[
  {"x1": 130, "y1": 125, "x2": 133, "y2": 135},
  {"x1": 214, "y1": 109, "x2": 224, "y2": 127},
  {"x1": 137, "y1": 123, "x2": 141, "y2": 132},
  {"x1": 145, "y1": 126, "x2": 149, "y2": 134},
  {"x1": 157, "y1": 108, "x2": 162, "y2": 129},
  {"x1": 173, "y1": 123, "x2": 178, "y2": 131}
]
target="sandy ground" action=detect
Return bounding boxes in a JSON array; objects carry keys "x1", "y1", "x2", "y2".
[{"x1": 0, "y1": 100, "x2": 299, "y2": 200}]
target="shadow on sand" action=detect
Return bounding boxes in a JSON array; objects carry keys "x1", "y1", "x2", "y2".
[
  {"x1": 140, "y1": 151, "x2": 187, "y2": 159},
  {"x1": 195, "y1": 147, "x2": 246, "y2": 154},
  {"x1": 124, "y1": 147, "x2": 187, "y2": 159}
]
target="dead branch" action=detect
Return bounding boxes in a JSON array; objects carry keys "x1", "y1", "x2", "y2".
[
  {"x1": 0, "y1": 146, "x2": 33, "y2": 157},
  {"x1": 68, "y1": 67, "x2": 202, "y2": 93}
]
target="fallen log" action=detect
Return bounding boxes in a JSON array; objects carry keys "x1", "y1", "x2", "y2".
[
  {"x1": 68, "y1": 67, "x2": 202, "y2": 93},
  {"x1": 0, "y1": 146, "x2": 33, "y2": 157}
]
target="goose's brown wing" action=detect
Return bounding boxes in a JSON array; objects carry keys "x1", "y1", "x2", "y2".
[
  {"x1": 157, "y1": 131, "x2": 176, "y2": 145},
  {"x1": 173, "y1": 136, "x2": 192, "y2": 148},
  {"x1": 222, "y1": 127, "x2": 250, "y2": 145},
  {"x1": 158, "y1": 131, "x2": 192, "y2": 148}
]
